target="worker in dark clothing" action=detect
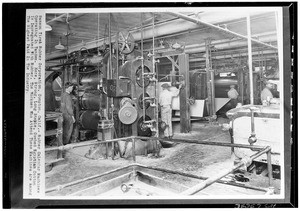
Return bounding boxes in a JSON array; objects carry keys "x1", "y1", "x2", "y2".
[
  {"x1": 60, "y1": 82, "x2": 75, "y2": 145},
  {"x1": 227, "y1": 84, "x2": 239, "y2": 109}
]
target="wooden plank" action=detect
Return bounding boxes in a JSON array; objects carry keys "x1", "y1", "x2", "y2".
[
  {"x1": 70, "y1": 172, "x2": 132, "y2": 196},
  {"x1": 178, "y1": 53, "x2": 191, "y2": 133},
  {"x1": 45, "y1": 129, "x2": 62, "y2": 137}
]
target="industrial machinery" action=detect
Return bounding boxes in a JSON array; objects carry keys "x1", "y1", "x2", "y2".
[
  {"x1": 45, "y1": 32, "x2": 161, "y2": 159},
  {"x1": 226, "y1": 104, "x2": 281, "y2": 179}
]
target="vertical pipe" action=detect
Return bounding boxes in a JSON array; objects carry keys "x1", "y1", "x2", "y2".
[
  {"x1": 108, "y1": 13, "x2": 113, "y2": 120},
  {"x1": 108, "y1": 13, "x2": 112, "y2": 80},
  {"x1": 267, "y1": 150, "x2": 273, "y2": 186},
  {"x1": 62, "y1": 67, "x2": 65, "y2": 93},
  {"x1": 209, "y1": 44, "x2": 216, "y2": 116},
  {"x1": 247, "y1": 14, "x2": 254, "y2": 105},
  {"x1": 112, "y1": 141, "x2": 115, "y2": 160},
  {"x1": 75, "y1": 64, "x2": 80, "y2": 141},
  {"x1": 241, "y1": 71, "x2": 244, "y2": 104},
  {"x1": 205, "y1": 39, "x2": 212, "y2": 116},
  {"x1": 105, "y1": 141, "x2": 108, "y2": 159},
  {"x1": 205, "y1": 39, "x2": 215, "y2": 116},
  {"x1": 132, "y1": 138, "x2": 136, "y2": 162},
  {"x1": 141, "y1": 13, "x2": 145, "y2": 122},
  {"x1": 250, "y1": 109, "x2": 255, "y2": 136},
  {"x1": 153, "y1": 14, "x2": 159, "y2": 138},
  {"x1": 116, "y1": 21, "x2": 119, "y2": 80},
  {"x1": 210, "y1": 72, "x2": 216, "y2": 116},
  {"x1": 66, "y1": 66, "x2": 70, "y2": 82}
]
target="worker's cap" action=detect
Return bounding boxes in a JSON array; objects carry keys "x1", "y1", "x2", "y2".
[
  {"x1": 65, "y1": 82, "x2": 74, "y2": 88},
  {"x1": 161, "y1": 83, "x2": 171, "y2": 88},
  {"x1": 265, "y1": 80, "x2": 273, "y2": 85},
  {"x1": 230, "y1": 84, "x2": 235, "y2": 88}
]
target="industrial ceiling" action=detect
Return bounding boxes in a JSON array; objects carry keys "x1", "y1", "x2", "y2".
[{"x1": 46, "y1": 10, "x2": 279, "y2": 71}]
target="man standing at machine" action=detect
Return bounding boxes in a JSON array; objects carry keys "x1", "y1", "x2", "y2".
[
  {"x1": 261, "y1": 80, "x2": 280, "y2": 105},
  {"x1": 60, "y1": 82, "x2": 76, "y2": 145},
  {"x1": 227, "y1": 84, "x2": 239, "y2": 109},
  {"x1": 159, "y1": 83, "x2": 182, "y2": 139}
]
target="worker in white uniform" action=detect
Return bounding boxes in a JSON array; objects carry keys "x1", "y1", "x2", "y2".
[
  {"x1": 227, "y1": 84, "x2": 239, "y2": 109},
  {"x1": 159, "y1": 83, "x2": 183, "y2": 139},
  {"x1": 261, "y1": 80, "x2": 280, "y2": 105}
]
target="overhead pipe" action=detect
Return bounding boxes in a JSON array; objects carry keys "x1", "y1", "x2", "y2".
[
  {"x1": 46, "y1": 14, "x2": 277, "y2": 61},
  {"x1": 46, "y1": 13, "x2": 86, "y2": 24},
  {"x1": 48, "y1": 32, "x2": 277, "y2": 61},
  {"x1": 46, "y1": 18, "x2": 201, "y2": 60},
  {"x1": 167, "y1": 11, "x2": 277, "y2": 50},
  {"x1": 46, "y1": 13, "x2": 67, "y2": 24},
  {"x1": 189, "y1": 49, "x2": 277, "y2": 62},
  {"x1": 161, "y1": 33, "x2": 277, "y2": 55}
]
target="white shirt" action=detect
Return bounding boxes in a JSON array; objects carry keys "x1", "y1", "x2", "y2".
[
  {"x1": 159, "y1": 88, "x2": 180, "y2": 107},
  {"x1": 261, "y1": 87, "x2": 273, "y2": 102},
  {"x1": 227, "y1": 88, "x2": 239, "y2": 99}
]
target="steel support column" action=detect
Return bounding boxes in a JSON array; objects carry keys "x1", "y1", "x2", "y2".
[
  {"x1": 178, "y1": 54, "x2": 191, "y2": 133},
  {"x1": 247, "y1": 14, "x2": 254, "y2": 105},
  {"x1": 267, "y1": 150, "x2": 273, "y2": 186},
  {"x1": 237, "y1": 70, "x2": 244, "y2": 104},
  {"x1": 205, "y1": 39, "x2": 216, "y2": 117}
]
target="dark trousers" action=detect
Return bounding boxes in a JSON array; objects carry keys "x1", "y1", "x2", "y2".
[
  {"x1": 229, "y1": 99, "x2": 238, "y2": 109},
  {"x1": 63, "y1": 114, "x2": 73, "y2": 145}
]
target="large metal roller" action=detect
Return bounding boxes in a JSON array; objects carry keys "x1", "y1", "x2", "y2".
[
  {"x1": 214, "y1": 77, "x2": 238, "y2": 98},
  {"x1": 79, "y1": 72, "x2": 106, "y2": 90},
  {"x1": 79, "y1": 110, "x2": 101, "y2": 130},
  {"x1": 214, "y1": 78, "x2": 237, "y2": 86},
  {"x1": 118, "y1": 98, "x2": 138, "y2": 125},
  {"x1": 118, "y1": 59, "x2": 153, "y2": 88},
  {"x1": 80, "y1": 91, "x2": 107, "y2": 110}
]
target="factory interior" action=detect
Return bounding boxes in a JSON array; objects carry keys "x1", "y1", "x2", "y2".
[{"x1": 44, "y1": 9, "x2": 282, "y2": 197}]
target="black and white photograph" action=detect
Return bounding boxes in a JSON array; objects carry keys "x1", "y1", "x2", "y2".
[{"x1": 2, "y1": 2, "x2": 296, "y2": 208}]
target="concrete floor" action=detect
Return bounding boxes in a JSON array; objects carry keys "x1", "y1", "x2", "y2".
[{"x1": 45, "y1": 119, "x2": 281, "y2": 196}]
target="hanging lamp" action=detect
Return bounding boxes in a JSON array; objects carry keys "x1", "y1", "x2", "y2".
[
  {"x1": 55, "y1": 37, "x2": 65, "y2": 50},
  {"x1": 45, "y1": 24, "x2": 52, "y2": 31}
]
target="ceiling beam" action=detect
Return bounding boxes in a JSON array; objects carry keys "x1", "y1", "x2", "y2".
[
  {"x1": 47, "y1": 13, "x2": 87, "y2": 24},
  {"x1": 167, "y1": 11, "x2": 278, "y2": 50}
]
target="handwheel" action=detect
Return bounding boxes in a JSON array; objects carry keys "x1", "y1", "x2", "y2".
[
  {"x1": 116, "y1": 31, "x2": 135, "y2": 54},
  {"x1": 135, "y1": 65, "x2": 151, "y2": 87},
  {"x1": 121, "y1": 183, "x2": 129, "y2": 193},
  {"x1": 138, "y1": 93, "x2": 150, "y2": 109}
]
